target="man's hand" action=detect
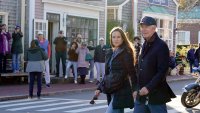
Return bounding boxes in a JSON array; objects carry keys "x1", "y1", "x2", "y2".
[{"x1": 139, "y1": 87, "x2": 149, "y2": 96}]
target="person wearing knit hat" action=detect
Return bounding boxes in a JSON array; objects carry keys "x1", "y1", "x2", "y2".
[{"x1": 11, "y1": 24, "x2": 23, "y2": 73}]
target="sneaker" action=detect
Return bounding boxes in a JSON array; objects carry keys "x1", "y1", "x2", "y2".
[
  {"x1": 74, "y1": 80, "x2": 77, "y2": 84},
  {"x1": 89, "y1": 80, "x2": 93, "y2": 83},
  {"x1": 46, "y1": 83, "x2": 50, "y2": 88},
  {"x1": 64, "y1": 75, "x2": 68, "y2": 79},
  {"x1": 37, "y1": 96, "x2": 41, "y2": 100},
  {"x1": 27, "y1": 96, "x2": 33, "y2": 100}
]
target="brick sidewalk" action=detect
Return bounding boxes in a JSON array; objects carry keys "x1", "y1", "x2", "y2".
[{"x1": 0, "y1": 75, "x2": 196, "y2": 101}]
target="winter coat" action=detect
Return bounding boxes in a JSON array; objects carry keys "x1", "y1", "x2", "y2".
[
  {"x1": 94, "y1": 45, "x2": 107, "y2": 63},
  {"x1": 53, "y1": 36, "x2": 67, "y2": 52},
  {"x1": 11, "y1": 32, "x2": 23, "y2": 54},
  {"x1": 24, "y1": 47, "x2": 48, "y2": 72},
  {"x1": 68, "y1": 48, "x2": 78, "y2": 61},
  {"x1": 76, "y1": 47, "x2": 89, "y2": 68},
  {"x1": 187, "y1": 48, "x2": 195, "y2": 62},
  {"x1": 137, "y1": 32, "x2": 176, "y2": 105},
  {"x1": 0, "y1": 32, "x2": 11, "y2": 54},
  {"x1": 98, "y1": 47, "x2": 137, "y2": 109}
]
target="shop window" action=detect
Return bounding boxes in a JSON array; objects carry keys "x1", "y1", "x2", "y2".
[
  {"x1": 107, "y1": 8, "x2": 118, "y2": 20},
  {"x1": 156, "y1": 18, "x2": 173, "y2": 50},
  {"x1": 0, "y1": 15, "x2": 3, "y2": 24},
  {"x1": 34, "y1": 19, "x2": 48, "y2": 39},
  {"x1": 176, "y1": 31, "x2": 190, "y2": 45},
  {"x1": 66, "y1": 16, "x2": 98, "y2": 46}
]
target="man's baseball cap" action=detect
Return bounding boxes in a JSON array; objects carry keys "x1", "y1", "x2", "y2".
[
  {"x1": 140, "y1": 16, "x2": 157, "y2": 26},
  {"x1": 37, "y1": 31, "x2": 43, "y2": 35},
  {"x1": 99, "y1": 37, "x2": 104, "y2": 41}
]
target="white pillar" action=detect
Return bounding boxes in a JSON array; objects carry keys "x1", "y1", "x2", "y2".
[
  {"x1": 133, "y1": 0, "x2": 138, "y2": 36},
  {"x1": 29, "y1": 0, "x2": 35, "y2": 45},
  {"x1": 21, "y1": 0, "x2": 25, "y2": 71}
]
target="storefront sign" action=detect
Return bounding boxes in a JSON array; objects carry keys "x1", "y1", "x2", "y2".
[
  {"x1": 46, "y1": 13, "x2": 60, "y2": 22},
  {"x1": 149, "y1": 0, "x2": 168, "y2": 6}
]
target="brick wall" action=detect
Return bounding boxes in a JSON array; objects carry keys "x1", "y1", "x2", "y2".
[{"x1": 178, "y1": 23, "x2": 200, "y2": 44}]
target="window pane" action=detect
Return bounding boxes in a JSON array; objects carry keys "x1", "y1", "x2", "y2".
[
  {"x1": 160, "y1": 19, "x2": 164, "y2": 28},
  {"x1": 169, "y1": 21, "x2": 172, "y2": 29},
  {"x1": 0, "y1": 15, "x2": 3, "y2": 24},
  {"x1": 85, "y1": 19, "x2": 89, "y2": 28}
]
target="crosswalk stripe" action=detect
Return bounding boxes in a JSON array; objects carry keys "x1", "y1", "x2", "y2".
[
  {"x1": 0, "y1": 99, "x2": 30, "y2": 104},
  {"x1": 37, "y1": 101, "x2": 106, "y2": 111},
  {"x1": 0, "y1": 99, "x2": 58, "y2": 108},
  {"x1": 124, "y1": 108, "x2": 133, "y2": 113},
  {"x1": 64, "y1": 105, "x2": 108, "y2": 113},
  {"x1": 7, "y1": 100, "x2": 87, "y2": 111}
]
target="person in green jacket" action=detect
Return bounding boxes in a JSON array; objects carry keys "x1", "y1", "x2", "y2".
[{"x1": 11, "y1": 25, "x2": 23, "y2": 73}]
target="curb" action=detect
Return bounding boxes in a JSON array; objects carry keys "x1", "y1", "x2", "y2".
[
  {"x1": 167, "y1": 76, "x2": 196, "y2": 83},
  {"x1": 0, "y1": 87, "x2": 97, "y2": 101},
  {"x1": 0, "y1": 77, "x2": 196, "y2": 101}
]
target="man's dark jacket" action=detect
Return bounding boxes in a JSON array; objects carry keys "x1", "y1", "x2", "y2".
[
  {"x1": 136, "y1": 32, "x2": 176, "y2": 104},
  {"x1": 94, "y1": 45, "x2": 107, "y2": 63}
]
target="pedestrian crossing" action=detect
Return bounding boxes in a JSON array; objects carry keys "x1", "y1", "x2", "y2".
[
  {"x1": 0, "y1": 95, "x2": 199, "y2": 113},
  {"x1": 0, "y1": 97, "x2": 132, "y2": 113}
]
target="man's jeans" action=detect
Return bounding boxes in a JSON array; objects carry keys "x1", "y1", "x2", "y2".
[
  {"x1": 29, "y1": 72, "x2": 42, "y2": 97},
  {"x1": 44, "y1": 59, "x2": 50, "y2": 84},
  {"x1": 133, "y1": 100, "x2": 167, "y2": 113},
  {"x1": 56, "y1": 52, "x2": 66, "y2": 76},
  {"x1": 89, "y1": 60, "x2": 94, "y2": 81},
  {"x1": 66, "y1": 61, "x2": 78, "y2": 81},
  {"x1": 12, "y1": 54, "x2": 21, "y2": 72}
]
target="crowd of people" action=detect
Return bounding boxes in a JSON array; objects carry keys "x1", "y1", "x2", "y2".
[{"x1": 1, "y1": 16, "x2": 177, "y2": 113}]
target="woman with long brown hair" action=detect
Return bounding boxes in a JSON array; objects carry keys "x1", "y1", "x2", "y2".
[{"x1": 95, "y1": 27, "x2": 137, "y2": 113}]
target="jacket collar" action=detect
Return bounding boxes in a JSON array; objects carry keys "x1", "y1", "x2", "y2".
[
  {"x1": 105, "y1": 47, "x2": 125, "y2": 65},
  {"x1": 141, "y1": 32, "x2": 159, "y2": 58}
]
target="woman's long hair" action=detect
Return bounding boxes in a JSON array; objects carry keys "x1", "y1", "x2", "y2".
[
  {"x1": 30, "y1": 40, "x2": 38, "y2": 49},
  {"x1": 109, "y1": 27, "x2": 136, "y2": 65}
]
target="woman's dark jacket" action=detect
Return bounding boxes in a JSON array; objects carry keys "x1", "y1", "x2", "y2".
[
  {"x1": 98, "y1": 47, "x2": 137, "y2": 109},
  {"x1": 11, "y1": 32, "x2": 23, "y2": 54},
  {"x1": 68, "y1": 49, "x2": 78, "y2": 61},
  {"x1": 136, "y1": 32, "x2": 176, "y2": 105}
]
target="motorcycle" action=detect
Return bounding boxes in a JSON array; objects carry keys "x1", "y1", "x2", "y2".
[{"x1": 181, "y1": 74, "x2": 200, "y2": 108}]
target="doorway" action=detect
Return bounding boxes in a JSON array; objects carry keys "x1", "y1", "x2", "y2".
[{"x1": 48, "y1": 22, "x2": 59, "y2": 74}]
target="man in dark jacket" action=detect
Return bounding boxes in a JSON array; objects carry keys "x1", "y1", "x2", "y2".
[
  {"x1": 94, "y1": 38, "x2": 107, "y2": 84},
  {"x1": 187, "y1": 46, "x2": 195, "y2": 73},
  {"x1": 53, "y1": 30, "x2": 67, "y2": 77},
  {"x1": 133, "y1": 16, "x2": 176, "y2": 113}
]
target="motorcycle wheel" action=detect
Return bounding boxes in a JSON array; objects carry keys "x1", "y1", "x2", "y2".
[{"x1": 181, "y1": 89, "x2": 200, "y2": 108}]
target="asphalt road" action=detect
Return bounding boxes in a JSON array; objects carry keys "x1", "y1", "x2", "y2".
[{"x1": 0, "y1": 79, "x2": 199, "y2": 113}]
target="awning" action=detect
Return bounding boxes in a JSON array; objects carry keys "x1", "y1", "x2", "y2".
[{"x1": 143, "y1": 5, "x2": 171, "y2": 15}]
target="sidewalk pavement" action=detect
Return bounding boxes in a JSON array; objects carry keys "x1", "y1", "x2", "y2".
[{"x1": 0, "y1": 75, "x2": 196, "y2": 101}]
